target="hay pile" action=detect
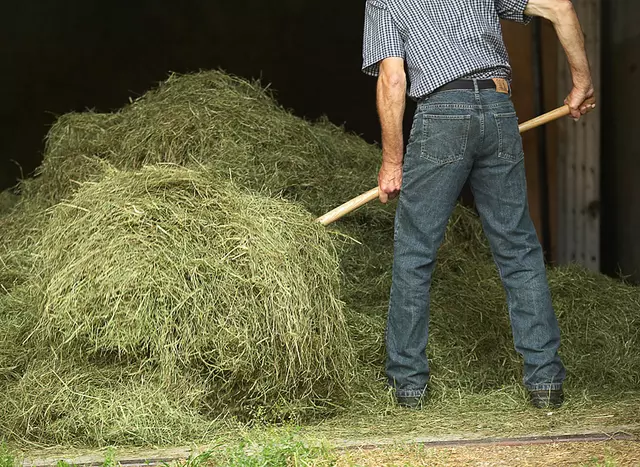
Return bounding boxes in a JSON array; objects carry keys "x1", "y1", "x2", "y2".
[
  {"x1": 0, "y1": 70, "x2": 638, "y2": 447},
  {"x1": 1, "y1": 165, "x2": 354, "y2": 444},
  {"x1": 26, "y1": 72, "x2": 386, "y2": 218}
]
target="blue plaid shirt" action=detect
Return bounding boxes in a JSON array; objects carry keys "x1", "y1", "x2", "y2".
[{"x1": 362, "y1": 0, "x2": 531, "y2": 99}]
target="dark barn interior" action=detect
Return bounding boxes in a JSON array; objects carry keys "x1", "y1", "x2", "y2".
[{"x1": 1, "y1": 0, "x2": 638, "y2": 280}]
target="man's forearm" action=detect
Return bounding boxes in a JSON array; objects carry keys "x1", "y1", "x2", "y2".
[
  {"x1": 377, "y1": 69, "x2": 406, "y2": 165},
  {"x1": 525, "y1": 0, "x2": 592, "y2": 89}
]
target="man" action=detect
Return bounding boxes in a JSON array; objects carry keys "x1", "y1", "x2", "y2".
[{"x1": 362, "y1": 0, "x2": 596, "y2": 409}]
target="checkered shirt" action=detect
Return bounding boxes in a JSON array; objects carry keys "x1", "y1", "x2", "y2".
[{"x1": 362, "y1": 0, "x2": 531, "y2": 99}]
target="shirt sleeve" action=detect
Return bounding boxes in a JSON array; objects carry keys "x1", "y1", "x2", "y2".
[
  {"x1": 495, "y1": 0, "x2": 532, "y2": 24},
  {"x1": 362, "y1": 0, "x2": 405, "y2": 76}
]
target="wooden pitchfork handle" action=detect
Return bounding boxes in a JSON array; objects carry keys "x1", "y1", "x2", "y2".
[{"x1": 316, "y1": 104, "x2": 572, "y2": 226}]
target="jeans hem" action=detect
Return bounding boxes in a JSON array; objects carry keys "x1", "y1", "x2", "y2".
[
  {"x1": 526, "y1": 383, "x2": 563, "y2": 391},
  {"x1": 394, "y1": 388, "x2": 427, "y2": 398}
]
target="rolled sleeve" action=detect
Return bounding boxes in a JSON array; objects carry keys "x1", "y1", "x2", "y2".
[
  {"x1": 495, "y1": 0, "x2": 532, "y2": 25},
  {"x1": 362, "y1": 0, "x2": 405, "y2": 76}
]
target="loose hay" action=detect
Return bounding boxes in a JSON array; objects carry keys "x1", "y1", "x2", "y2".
[
  {"x1": 0, "y1": 71, "x2": 638, "y2": 447},
  {"x1": 0, "y1": 190, "x2": 19, "y2": 217},
  {"x1": 4, "y1": 166, "x2": 354, "y2": 430},
  {"x1": 23, "y1": 113, "x2": 118, "y2": 205},
  {"x1": 0, "y1": 354, "x2": 217, "y2": 446},
  {"x1": 0, "y1": 191, "x2": 47, "y2": 295},
  {"x1": 29, "y1": 71, "x2": 387, "y2": 220}
]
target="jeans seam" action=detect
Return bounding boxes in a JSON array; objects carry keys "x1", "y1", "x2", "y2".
[{"x1": 494, "y1": 112, "x2": 524, "y2": 162}]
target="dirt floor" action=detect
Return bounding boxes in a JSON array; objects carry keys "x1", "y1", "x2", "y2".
[
  {"x1": 17, "y1": 435, "x2": 640, "y2": 467},
  {"x1": 15, "y1": 418, "x2": 640, "y2": 467},
  {"x1": 336, "y1": 441, "x2": 640, "y2": 467}
]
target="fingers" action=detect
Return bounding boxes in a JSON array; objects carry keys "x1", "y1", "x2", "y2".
[
  {"x1": 566, "y1": 94, "x2": 597, "y2": 121},
  {"x1": 580, "y1": 102, "x2": 596, "y2": 115},
  {"x1": 378, "y1": 188, "x2": 400, "y2": 204},
  {"x1": 570, "y1": 103, "x2": 596, "y2": 121},
  {"x1": 379, "y1": 190, "x2": 389, "y2": 204},
  {"x1": 378, "y1": 164, "x2": 402, "y2": 204},
  {"x1": 564, "y1": 97, "x2": 578, "y2": 120}
]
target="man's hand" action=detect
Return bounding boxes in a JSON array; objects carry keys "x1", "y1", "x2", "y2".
[
  {"x1": 565, "y1": 85, "x2": 596, "y2": 121},
  {"x1": 378, "y1": 160, "x2": 402, "y2": 204}
]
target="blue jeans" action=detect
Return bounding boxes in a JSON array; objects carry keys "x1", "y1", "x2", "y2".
[{"x1": 387, "y1": 84, "x2": 566, "y2": 398}]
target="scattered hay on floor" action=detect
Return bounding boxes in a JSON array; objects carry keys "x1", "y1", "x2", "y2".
[{"x1": 0, "y1": 354, "x2": 217, "y2": 447}]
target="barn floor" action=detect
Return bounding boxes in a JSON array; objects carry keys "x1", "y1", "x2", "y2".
[
  {"x1": 13, "y1": 392, "x2": 640, "y2": 467},
  {"x1": 15, "y1": 433, "x2": 640, "y2": 467}
]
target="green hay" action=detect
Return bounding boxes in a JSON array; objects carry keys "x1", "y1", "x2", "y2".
[
  {"x1": 549, "y1": 266, "x2": 640, "y2": 389},
  {"x1": 22, "y1": 113, "x2": 119, "y2": 205},
  {"x1": 0, "y1": 71, "x2": 638, "y2": 447},
  {"x1": 0, "y1": 193, "x2": 47, "y2": 295},
  {"x1": 29, "y1": 71, "x2": 387, "y2": 220},
  {"x1": 0, "y1": 355, "x2": 217, "y2": 446},
  {"x1": 0, "y1": 290, "x2": 30, "y2": 387},
  {"x1": 0, "y1": 189, "x2": 24, "y2": 292},
  {"x1": 12, "y1": 165, "x2": 354, "y2": 422},
  {"x1": 0, "y1": 190, "x2": 19, "y2": 218}
]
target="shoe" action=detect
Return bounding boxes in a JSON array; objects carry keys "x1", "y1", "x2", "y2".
[
  {"x1": 529, "y1": 389, "x2": 564, "y2": 409},
  {"x1": 396, "y1": 394, "x2": 425, "y2": 409}
]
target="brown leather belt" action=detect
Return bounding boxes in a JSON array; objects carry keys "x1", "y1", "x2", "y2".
[{"x1": 433, "y1": 77, "x2": 510, "y2": 95}]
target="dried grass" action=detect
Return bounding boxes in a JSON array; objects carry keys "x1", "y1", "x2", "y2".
[{"x1": 0, "y1": 71, "x2": 638, "y2": 447}]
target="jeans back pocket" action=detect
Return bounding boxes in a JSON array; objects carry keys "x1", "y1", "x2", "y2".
[
  {"x1": 421, "y1": 114, "x2": 471, "y2": 165},
  {"x1": 494, "y1": 112, "x2": 524, "y2": 162}
]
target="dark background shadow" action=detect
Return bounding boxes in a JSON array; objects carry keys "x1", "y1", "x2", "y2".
[{"x1": 0, "y1": 0, "x2": 418, "y2": 191}]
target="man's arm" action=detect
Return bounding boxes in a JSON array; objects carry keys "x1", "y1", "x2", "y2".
[
  {"x1": 377, "y1": 57, "x2": 406, "y2": 204},
  {"x1": 524, "y1": 0, "x2": 596, "y2": 119}
]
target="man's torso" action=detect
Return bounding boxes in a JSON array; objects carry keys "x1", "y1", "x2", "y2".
[{"x1": 371, "y1": 0, "x2": 516, "y2": 99}]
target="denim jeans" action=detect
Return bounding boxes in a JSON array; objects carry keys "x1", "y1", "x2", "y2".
[{"x1": 387, "y1": 83, "x2": 566, "y2": 398}]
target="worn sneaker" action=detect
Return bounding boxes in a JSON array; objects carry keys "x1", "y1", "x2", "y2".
[{"x1": 529, "y1": 389, "x2": 564, "y2": 409}]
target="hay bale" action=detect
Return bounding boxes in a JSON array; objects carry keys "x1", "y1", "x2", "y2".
[{"x1": 22, "y1": 165, "x2": 354, "y2": 418}]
